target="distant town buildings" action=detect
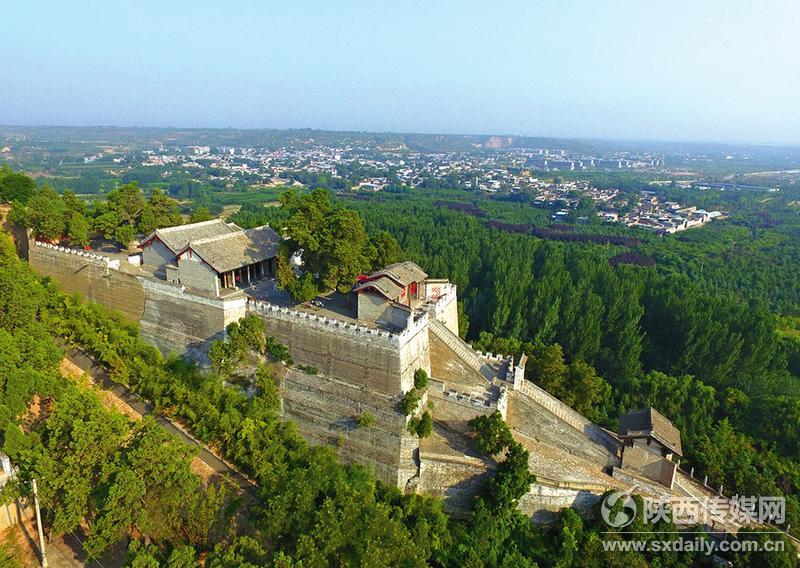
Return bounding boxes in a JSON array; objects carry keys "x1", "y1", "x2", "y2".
[
  {"x1": 68, "y1": 138, "x2": 726, "y2": 233},
  {"x1": 129, "y1": 141, "x2": 670, "y2": 196}
]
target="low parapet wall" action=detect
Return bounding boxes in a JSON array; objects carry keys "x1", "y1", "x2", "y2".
[
  {"x1": 429, "y1": 379, "x2": 498, "y2": 411},
  {"x1": 249, "y1": 298, "x2": 398, "y2": 347},
  {"x1": 32, "y1": 240, "x2": 119, "y2": 268},
  {"x1": 428, "y1": 379, "x2": 500, "y2": 432},
  {"x1": 516, "y1": 380, "x2": 590, "y2": 432},
  {"x1": 515, "y1": 380, "x2": 619, "y2": 455}
]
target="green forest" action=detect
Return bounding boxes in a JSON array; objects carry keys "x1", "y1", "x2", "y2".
[
  {"x1": 1, "y1": 165, "x2": 799, "y2": 566},
  {"x1": 228, "y1": 185, "x2": 800, "y2": 543}
]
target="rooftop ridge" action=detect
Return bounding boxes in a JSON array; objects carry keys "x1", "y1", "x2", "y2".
[
  {"x1": 187, "y1": 231, "x2": 243, "y2": 247},
  {"x1": 243, "y1": 224, "x2": 271, "y2": 232},
  {"x1": 157, "y1": 218, "x2": 226, "y2": 234}
]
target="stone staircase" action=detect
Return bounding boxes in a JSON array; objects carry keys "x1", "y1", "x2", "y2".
[
  {"x1": 514, "y1": 380, "x2": 621, "y2": 459},
  {"x1": 429, "y1": 319, "x2": 495, "y2": 380}
]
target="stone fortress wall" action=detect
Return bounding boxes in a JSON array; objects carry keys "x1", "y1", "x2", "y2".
[
  {"x1": 247, "y1": 298, "x2": 431, "y2": 486},
  {"x1": 29, "y1": 241, "x2": 247, "y2": 362},
  {"x1": 30, "y1": 240, "x2": 146, "y2": 322},
  {"x1": 279, "y1": 366, "x2": 419, "y2": 487},
  {"x1": 247, "y1": 298, "x2": 431, "y2": 395},
  {"x1": 28, "y1": 239, "x2": 427, "y2": 487},
  {"x1": 139, "y1": 278, "x2": 247, "y2": 361},
  {"x1": 27, "y1": 237, "x2": 765, "y2": 535},
  {"x1": 28, "y1": 240, "x2": 620, "y2": 504}
]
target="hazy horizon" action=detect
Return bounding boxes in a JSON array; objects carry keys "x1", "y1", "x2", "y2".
[
  {"x1": 5, "y1": 123, "x2": 800, "y2": 151},
  {"x1": 3, "y1": 1, "x2": 799, "y2": 146}
]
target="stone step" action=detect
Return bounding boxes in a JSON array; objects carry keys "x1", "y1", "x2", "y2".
[{"x1": 429, "y1": 319, "x2": 495, "y2": 380}]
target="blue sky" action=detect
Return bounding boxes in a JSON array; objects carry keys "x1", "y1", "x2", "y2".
[{"x1": 2, "y1": 1, "x2": 799, "y2": 144}]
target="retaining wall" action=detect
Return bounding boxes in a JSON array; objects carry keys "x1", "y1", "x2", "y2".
[
  {"x1": 519, "y1": 483, "x2": 604, "y2": 523},
  {"x1": 138, "y1": 279, "x2": 246, "y2": 361},
  {"x1": 417, "y1": 449, "x2": 606, "y2": 522},
  {"x1": 417, "y1": 450, "x2": 494, "y2": 515},
  {"x1": 280, "y1": 366, "x2": 419, "y2": 487}
]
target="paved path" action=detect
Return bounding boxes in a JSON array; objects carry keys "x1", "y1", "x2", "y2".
[{"x1": 64, "y1": 348, "x2": 258, "y2": 498}]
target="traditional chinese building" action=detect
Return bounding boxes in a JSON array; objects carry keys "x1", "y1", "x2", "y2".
[
  {"x1": 141, "y1": 219, "x2": 279, "y2": 296},
  {"x1": 354, "y1": 261, "x2": 428, "y2": 306},
  {"x1": 353, "y1": 261, "x2": 429, "y2": 328},
  {"x1": 618, "y1": 407, "x2": 683, "y2": 488}
]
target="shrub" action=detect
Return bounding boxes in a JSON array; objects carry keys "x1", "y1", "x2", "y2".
[
  {"x1": 266, "y1": 336, "x2": 292, "y2": 364},
  {"x1": 417, "y1": 411, "x2": 433, "y2": 438},
  {"x1": 400, "y1": 388, "x2": 421, "y2": 415},
  {"x1": 469, "y1": 411, "x2": 515, "y2": 456},
  {"x1": 414, "y1": 368, "x2": 429, "y2": 390},
  {"x1": 407, "y1": 416, "x2": 419, "y2": 435},
  {"x1": 356, "y1": 411, "x2": 374, "y2": 428},
  {"x1": 407, "y1": 411, "x2": 433, "y2": 438}
]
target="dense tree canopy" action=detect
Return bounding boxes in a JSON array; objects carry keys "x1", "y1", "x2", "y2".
[
  {"x1": 8, "y1": 181, "x2": 183, "y2": 248},
  {"x1": 276, "y1": 189, "x2": 401, "y2": 300},
  {"x1": 0, "y1": 164, "x2": 36, "y2": 203},
  {"x1": 2, "y1": 167, "x2": 798, "y2": 566}
]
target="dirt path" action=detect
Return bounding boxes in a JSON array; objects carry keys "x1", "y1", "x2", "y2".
[
  {"x1": 1, "y1": 515, "x2": 126, "y2": 568},
  {"x1": 59, "y1": 354, "x2": 242, "y2": 490},
  {"x1": 3, "y1": 350, "x2": 256, "y2": 567}
]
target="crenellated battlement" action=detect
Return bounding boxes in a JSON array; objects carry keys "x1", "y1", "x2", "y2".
[
  {"x1": 429, "y1": 377, "x2": 508, "y2": 417},
  {"x1": 246, "y1": 297, "x2": 430, "y2": 348},
  {"x1": 32, "y1": 240, "x2": 120, "y2": 270},
  {"x1": 478, "y1": 350, "x2": 515, "y2": 368}
]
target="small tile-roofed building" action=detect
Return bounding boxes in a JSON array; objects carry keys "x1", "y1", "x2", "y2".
[
  {"x1": 354, "y1": 261, "x2": 428, "y2": 307},
  {"x1": 619, "y1": 407, "x2": 683, "y2": 457},
  {"x1": 141, "y1": 219, "x2": 241, "y2": 276},
  {"x1": 353, "y1": 261, "x2": 428, "y2": 328},
  {"x1": 141, "y1": 219, "x2": 280, "y2": 296},
  {"x1": 618, "y1": 407, "x2": 682, "y2": 489},
  {"x1": 370, "y1": 261, "x2": 428, "y2": 288}
]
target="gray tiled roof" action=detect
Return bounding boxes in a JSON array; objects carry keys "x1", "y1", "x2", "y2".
[
  {"x1": 184, "y1": 225, "x2": 280, "y2": 273},
  {"x1": 146, "y1": 219, "x2": 240, "y2": 253},
  {"x1": 619, "y1": 407, "x2": 683, "y2": 456},
  {"x1": 353, "y1": 276, "x2": 404, "y2": 301},
  {"x1": 368, "y1": 261, "x2": 427, "y2": 287}
]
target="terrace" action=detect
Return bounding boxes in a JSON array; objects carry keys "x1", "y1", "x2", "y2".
[{"x1": 241, "y1": 278, "x2": 409, "y2": 333}]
